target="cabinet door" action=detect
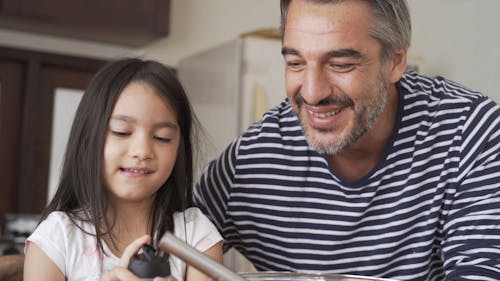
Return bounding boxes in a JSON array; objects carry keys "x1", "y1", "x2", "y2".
[
  {"x1": 0, "y1": 60, "x2": 25, "y2": 215},
  {"x1": 0, "y1": 0, "x2": 170, "y2": 45},
  {"x1": 0, "y1": 47, "x2": 106, "y2": 216},
  {"x1": 18, "y1": 64, "x2": 97, "y2": 213}
]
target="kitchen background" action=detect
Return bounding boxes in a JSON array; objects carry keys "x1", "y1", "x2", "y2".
[
  {"x1": 0, "y1": 0, "x2": 498, "y2": 100},
  {"x1": 1, "y1": 0, "x2": 499, "y2": 272}
]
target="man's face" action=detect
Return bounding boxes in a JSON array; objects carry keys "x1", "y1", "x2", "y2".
[{"x1": 282, "y1": 0, "x2": 392, "y2": 155}]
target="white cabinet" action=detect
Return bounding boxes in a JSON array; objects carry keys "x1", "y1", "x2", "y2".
[{"x1": 178, "y1": 35, "x2": 285, "y2": 170}]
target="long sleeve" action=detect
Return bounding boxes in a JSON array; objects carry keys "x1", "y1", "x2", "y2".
[
  {"x1": 193, "y1": 137, "x2": 241, "y2": 238},
  {"x1": 441, "y1": 97, "x2": 500, "y2": 279}
]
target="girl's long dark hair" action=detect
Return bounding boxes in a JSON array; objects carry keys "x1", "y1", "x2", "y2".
[{"x1": 41, "y1": 58, "x2": 195, "y2": 253}]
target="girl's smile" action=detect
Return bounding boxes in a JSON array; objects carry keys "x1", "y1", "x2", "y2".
[{"x1": 119, "y1": 167, "x2": 154, "y2": 176}]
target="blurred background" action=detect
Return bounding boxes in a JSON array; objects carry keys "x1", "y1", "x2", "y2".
[
  {"x1": 1, "y1": 0, "x2": 498, "y2": 97},
  {"x1": 0, "y1": 0, "x2": 499, "y2": 271}
]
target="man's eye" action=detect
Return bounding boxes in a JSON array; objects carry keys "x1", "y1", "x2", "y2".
[
  {"x1": 286, "y1": 61, "x2": 304, "y2": 70},
  {"x1": 111, "y1": 131, "x2": 130, "y2": 137},
  {"x1": 330, "y1": 63, "x2": 355, "y2": 72}
]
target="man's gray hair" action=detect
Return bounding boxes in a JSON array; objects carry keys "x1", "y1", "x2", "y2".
[{"x1": 280, "y1": 0, "x2": 411, "y2": 60}]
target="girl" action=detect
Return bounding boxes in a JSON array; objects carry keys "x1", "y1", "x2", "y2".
[{"x1": 24, "y1": 58, "x2": 223, "y2": 281}]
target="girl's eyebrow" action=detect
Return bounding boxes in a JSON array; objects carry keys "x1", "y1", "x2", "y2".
[
  {"x1": 111, "y1": 115, "x2": 178, "y2": 130},
  {"x1": 155, "y1": 121, "x2": 178, "y2": 130},
  {"x1": 111, "y1": 115, "x2": 135, "y2": 123}
]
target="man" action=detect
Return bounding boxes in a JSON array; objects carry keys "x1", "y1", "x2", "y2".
[{"x1": 194, "y1": 0, "x2": 500, "y2": 280}]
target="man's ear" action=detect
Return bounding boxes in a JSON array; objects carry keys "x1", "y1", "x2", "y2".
[{"x1": 387, "y1": 48, "x2": 408, "y2": 83}]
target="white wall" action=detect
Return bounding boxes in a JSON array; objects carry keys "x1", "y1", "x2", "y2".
[
  {"x1": 407, "y1": 0, "x2": 500, "y2": 102},
  {"x1": 1, "y1": 0, "x2": 498, "y2": 102}
]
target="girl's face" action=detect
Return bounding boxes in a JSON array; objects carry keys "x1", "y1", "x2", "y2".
[{"x1": 103, "y1": 81, "x2": 180, "y2": 205}]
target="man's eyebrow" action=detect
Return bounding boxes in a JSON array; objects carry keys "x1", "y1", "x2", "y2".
[
  {"x1": 281, "y1": 47, "x2": 363, "y2": 59},
  {"x1": 281, "y1": 47, "x2": 299, "y2": 56},
  {"x1": 326, "y1": 48, "x2": 363, "y2": 59}
]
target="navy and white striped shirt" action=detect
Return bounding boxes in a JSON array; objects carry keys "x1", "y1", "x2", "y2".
[{"x1": 194, "y1": 72, "x2": 500, "y2": 280}]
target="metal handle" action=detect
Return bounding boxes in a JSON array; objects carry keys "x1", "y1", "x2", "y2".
[{"x1": 158, "y1": 232, "x2": 246, "y2": 281}]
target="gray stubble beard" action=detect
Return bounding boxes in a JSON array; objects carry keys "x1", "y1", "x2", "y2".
[{"x1": 299, "y1": 71, "x2": 389, "y2": 156}]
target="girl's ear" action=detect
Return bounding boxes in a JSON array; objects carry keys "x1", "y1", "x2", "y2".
[{"x1": 387, "y1": 48, "x2": 408, "y2": 83}]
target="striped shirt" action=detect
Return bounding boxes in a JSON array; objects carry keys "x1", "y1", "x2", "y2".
[{"x1": 194, "y1": 72, "x2": 500, "y2": 281}]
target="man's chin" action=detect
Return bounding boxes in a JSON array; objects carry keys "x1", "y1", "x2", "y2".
[
  {"x1": 308, "y1": 140, "x2": 344, "y2": 155},
  {"x1": 304, "y1": 130, "x2": 345, "y2": 155}
]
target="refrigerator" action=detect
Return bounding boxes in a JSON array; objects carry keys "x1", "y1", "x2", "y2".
[
  {"x1": 177, "y1": 33, "x2": 286, "y2": 272},
  {"x1": 178, "y1": 34, "x2": 286, "y2": 173}
]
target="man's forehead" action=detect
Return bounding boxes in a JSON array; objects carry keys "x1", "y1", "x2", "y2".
[{"x1": 285, "y1": 0, "x2": 374, "y2": 31}]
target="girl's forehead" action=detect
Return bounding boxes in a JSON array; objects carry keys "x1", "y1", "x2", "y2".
[{"x1": 112, "y1": 82, "x2": 178, "y2": 125}]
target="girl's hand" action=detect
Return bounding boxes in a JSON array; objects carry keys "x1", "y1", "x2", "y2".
[{"x1": 100, "y1": 234, "x2": 154, "y2": 281}]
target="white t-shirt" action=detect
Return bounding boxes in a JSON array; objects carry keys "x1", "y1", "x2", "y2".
[{"x1": 26, "y1": 207, "x2": 223, "y2": 281}]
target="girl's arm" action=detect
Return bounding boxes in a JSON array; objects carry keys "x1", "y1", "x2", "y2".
[
  {"x1": 24, "y1": 242, "x2": 65, "y2": 281},
  {"x1": 185, "y1": 241, "x2": 223, "y2": 281}
]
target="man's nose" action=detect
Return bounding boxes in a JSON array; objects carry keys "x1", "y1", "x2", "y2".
[{"x1": 300, "y1": 67, "x2": 332, "y2": 106}]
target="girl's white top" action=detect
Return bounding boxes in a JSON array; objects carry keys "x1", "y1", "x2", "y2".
[{"x1": 26, "y1": 207, "x2": 223, "y2": 281}]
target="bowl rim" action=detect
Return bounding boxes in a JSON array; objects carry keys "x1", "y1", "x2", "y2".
[{"x1": 237, "y1": 271, "x2": 399, "y2": 281}]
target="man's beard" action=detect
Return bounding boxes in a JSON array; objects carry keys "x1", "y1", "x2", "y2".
[{"x1": 295, "y1": 72, "x2": 389, "y2": 155}]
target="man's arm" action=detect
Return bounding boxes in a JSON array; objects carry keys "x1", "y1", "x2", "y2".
[
  {"x1": 442, "y1": 98, "x2": 500, "y2": 279},
  {"x1": 193, "y1": 137, "x2": 241, "y2": 233},
  {"x1": 0, "y1": 254, "x2": 24, "y2": 281}
]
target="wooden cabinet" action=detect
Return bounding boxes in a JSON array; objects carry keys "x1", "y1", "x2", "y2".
[
  {"x1": 0, "y1": 60, "x2": 24, "y2": 216},
  {"x1": 0, "y1": 0, "x2": 170, "y2": 46},
  {"x1": 0, "y1": 46, "x2": 106, "y2": 219}
]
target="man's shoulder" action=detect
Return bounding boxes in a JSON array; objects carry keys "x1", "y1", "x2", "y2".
[
  {"x1": 399, "y1": 71, "x2": 487, "y2": 104},
  {"x1": 397, "y1": 71, "x2": 499, "y2": 123},
  {"x1": 236, "y1": 99, "x2": 309, "y2": 151},
  {"x1": 244, "y1": 99, "x2": 299, "y2": 133},
  {"x1": 395, "y1": 72, "x2": 499, "y2": 144}
]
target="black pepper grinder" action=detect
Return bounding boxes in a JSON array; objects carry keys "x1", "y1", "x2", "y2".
[{"x1": 128, "y1": 244, "x2": 175, "y2": 281}]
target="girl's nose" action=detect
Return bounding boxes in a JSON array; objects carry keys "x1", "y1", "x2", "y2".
[{"x1": 129, "y1": 135, "x2": 153, "y2": 160}]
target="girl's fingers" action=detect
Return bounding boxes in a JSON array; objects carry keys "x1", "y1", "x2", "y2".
[{"x1": 118, "y1": 234, "x2": 151, "y2": 267}]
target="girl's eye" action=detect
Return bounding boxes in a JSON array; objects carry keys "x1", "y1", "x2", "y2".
[
  {"x1": 111, "y1": 131, "x2": 130, "y2": 137},
  {"x1": 154, "y1": 136, "x2": 171, "y2": 143}
]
